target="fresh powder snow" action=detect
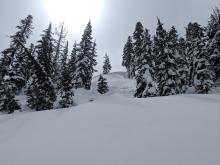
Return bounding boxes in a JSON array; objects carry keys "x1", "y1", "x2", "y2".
[{"x1": 0, "y1": 72, "x2": 220, "y2": 165}]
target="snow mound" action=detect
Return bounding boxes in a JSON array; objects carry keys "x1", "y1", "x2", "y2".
[
  {"x1": 74, "y1": 72, "x2": 136, "y2": 105},
  {"x1": 0, "y1": 72, "x2": 220, "y2": 165},
  {"x1": 92, "y1": 72, "x2": 136, "y2": 96},
  {"x1": 0, "y1": 93, "x2": 220, "y2": 165}
]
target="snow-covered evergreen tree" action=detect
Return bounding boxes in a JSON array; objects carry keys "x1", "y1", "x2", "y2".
[
  {"x1": 97, "y1": 75, "x2": 109, "y2": 94},
  {"x1": 134, "y1": 29, "x2": 157, "y2": 98},
  {"x1": 176, "y1": 37, "x2": 189, "y2": 93},
  {"x1": 60, "y1": 42, "x2": 69, "y2": 74},
  {"x1": 132, "y1": 22, "x2": 145, "y2": 75},
  {"x1": 24, "y1": 43, "x2": 36, "y2": 83},
  {"x1": 154, "y1": 19, "x2": 175, "y2": 96},
  {"x1": 207, "y1": 7, "x2": 220, "y2": 81},
  {"x1": 185, "y1": 22, "x2": 204, "y2": 86},
  {"x1": 74, "y1": 21, "x2": 97, "y2": 90},
  {"x1": 0, "y1": 15, "x2": 33, "y2": 113},
  {"x1": 26, "y1": 70, "x2": 56, "y2": 111},
  {"x1": 53, "y1": 23, "x2": 67, "y2": 88},
  {"x1": 194, "y1": 35, "x2": 214, "y2": 94},
  {"x1": 166, "y1": 26, "x2": 182, "y2": 94},
  {"x1": 0, "y1": 77, "x2": 20, "y2": 114},
  {"x1": 7, "y1": 55, "x2": 26, "y2": 93},
  {"x1": 59, "y1": 42, "x2": 74, "y2": 108},
  {"x1": 26, "y1": 62, "x2": 56, "y2": 111},
  {"x1": 90, "y1": 41, "x2": 98, "y2": 74},
  {"x1": 0, "y1": 15, "x2": 33, "y2": 92},
  {"x1": 103, "y1": 54, "x2": 112, "y2": 74},
  {"x1": 36, "y1": 23, "x2": 54, "y2": 78},
  {"x1": 209, "y1": 31, "x2": 220, "y2": 81},
  {"x1": 153, "y1": 18, "x2": 167, "y2": 77},
  {"x1": 122, "y1": 36, "x2": 134, "y2": 78},
  {"x1": 26, "y1": 24, "x2": 56, "y2": 111},
  {"x1": 153, "y1": 20, "x2": 180, "y2": 96},
  {"x1": 69, "y1": 42, "x2": 78, "y2": 87}
]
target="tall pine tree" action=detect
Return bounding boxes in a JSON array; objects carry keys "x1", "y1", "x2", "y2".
[
  {"x1": 53, "y1": 23, "x2": 67, "y2": 89},
  {"x1": 74, "y1": 21, "x2": 97, "y2": 90},
  {"x1": 90, "y1": 41, "x2": 98, "y2": 74},
  {"x1": 176, "y1": 37, "x2": 189, "y2": 93},
  {"x1": 194, "y1": 34, "x2": 214, "y2": 93},
  {"x1": 207, "y1": 7, "x2": 220, "y2": 81},
  {"x1": 0, "y1": 15, "x2": 33, "y2": 92},
  {"x1": 185, "y1": 22, "x2": 204, "y2": 86},
  {"x1": 0, "y1": 15, "x2": 33, "y2": 113},
  {"x1": 103, "y1": 54, "x2": 112, "y2": 74},
  {"x1": 166, "y1": 26, "x2": 181, "y2": 94},
  {"x1": 122, "y1": 36, "x2": 134, "y2": 78},
  {"x1": 36, "y1": 23, "x2": 54, "y2": 78},
  {"x1": 59, "y1": 42, "x2": 74, "y2": 108},
  {"x1": 135, "y1": 29, "x2": 157, "y2": 98},
  {"x1": 132, "y1": 22, "x2": 145, "y2": 75},
  {"x1": 26, "y1": 24, "x2": 56, "y2": 111},
  {"x1": 69, "y1": 42, "x2": 78, "y2": 88},
  {"x1": 153, "y1": 20, "x2": 180, "y2": 96}
]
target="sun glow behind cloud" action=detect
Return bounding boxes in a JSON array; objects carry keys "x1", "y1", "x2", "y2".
[{"x1": 43, "y1": 0, "x2": 103, "y2": 34}]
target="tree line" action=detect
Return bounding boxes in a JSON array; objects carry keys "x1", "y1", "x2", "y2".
[{"x1": 122, "y1": 7, "x2": 220, "y2": 98}]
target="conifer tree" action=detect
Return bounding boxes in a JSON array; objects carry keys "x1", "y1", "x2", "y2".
[
  {"x1": 0, "y1": 78, "x2": 20, "y2": 114},
  {"x1": 26, "y1": 24, "x2": 56, "y2": 111},
  {"x1": 207, "y1": 7, "x2": 220, "y2": 81},
  {"x1": 153, "y1": 19, "x2": 168, "y2": 96},
  {"x1": 36, "y1": 23, "x2": 54, "y2": 78},
  {"x1": 59, "y1": 42, "x2": 74, "y2": 108},
  {"x1": 132, "y1": 22, "x2": 145, "y2": 75},
  {"x1": 135, "y1": 29, "x2": 157, "y2": 98},
  {"x1": 53, "y1": 23, "x2": 67, "y2": 88},
  {"x1": 185, "y1": 22, "x2": 204, "y2": 86},
  {"x1": 91, "y1": 41, "x2": 98, "y2": 72},
  {"x1": 97, "y1": 75, "x2": 109, "y2": 94},
  {"x1": 153, "y1": 20, "x2": 180, "y2": 96},
  {"x1": 7, "y1": 55, "x2": 26, "y2": 93},
  {"x1": 103, "y1": 54, "x2": 112, "y2": 74},
  {"x1": 74, "y1": 21, "x2": 97, "y2": 90},
  {"x1": 122, "y1": 36, "x2": 134, "y2": 78},
  {"x1": 166, "y1": 26, "x2": 181, "y2": 94},
  {"x1": 61, "y1": 42, "x2": 69, "y2": 74},
  {"x1": 0, "y1": 15, "x2": 33, "y2": 92},
  {"x1": 0, "y1": 15, "x2": 33, "y2": 113},
  {"x1": 24, "y1": 43, "x2": 36, "y2": 83},
  {"x1": 194, "y1": 35, "x2": 214, "y2": 94},
  {"x1": 176, "y1": 37, "x2": 189, "y2": 93},
  {"x1": 26, "y1": 63, "x2": 56, "y2": 111},
  {"x1": 69, "y1": 42, "x2": 78, "y2": 87},
  {"x1": 153, "y1": 18, "x2": 167, "y2": 77}
]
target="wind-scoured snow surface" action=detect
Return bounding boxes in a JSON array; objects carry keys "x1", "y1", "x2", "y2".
[{"x1": 0, "y1": 72, "x2": 220, "y2": 165}]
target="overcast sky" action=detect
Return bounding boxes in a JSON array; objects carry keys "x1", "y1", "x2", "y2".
[{"x1": 0, "y1": 0, "x2": 220, "y2": 72}]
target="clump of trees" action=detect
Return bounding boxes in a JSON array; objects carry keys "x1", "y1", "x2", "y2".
[
  {"x1": 122, "y1": 7, "x2": 220, "y2": 97},
  {"x1": 0, "y1": 16, "x2": 97, "y2": 113}
]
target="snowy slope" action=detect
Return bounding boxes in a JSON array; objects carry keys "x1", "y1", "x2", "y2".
[
  {"x1": 74, "y1": 72, "x2": 136, "y2": 105},
  {"x1": 0, "y1": 72, "x2": 220, "y2": 165}
]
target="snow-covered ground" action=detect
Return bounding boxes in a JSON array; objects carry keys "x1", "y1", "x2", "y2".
[{"x1": 0, "y1": 72, "x2": 220, "y2": 165}]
